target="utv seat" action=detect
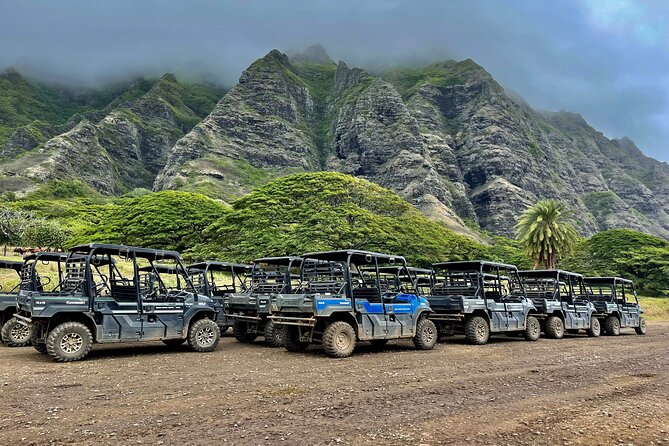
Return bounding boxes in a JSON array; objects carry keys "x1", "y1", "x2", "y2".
[
  {"x1": 352, "y1": 287, "x2": 382, "y2": 303},
  {"x1": 111, "y1": 285, "x2": 138, "y2": 302}
]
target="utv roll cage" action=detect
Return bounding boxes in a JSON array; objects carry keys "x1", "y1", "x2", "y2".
[
  {"x1": 299, "y1": 250, "x2": 411, "y2": 303},
  {"x1": 430, "y1": 261, "x2": 525, "y2": 301},
  {"x1": 519, "y1": 270, "x2": 588, "y2": 304},
  {"x1": 67, "y1": 243, "x2": 196, "y2": 299},
  {"x1": 19, "y1": 252, "x2": 69, "y2": 293},
  {"x1": 0, "y1": 260, "x2": 23, "y2": 293},
  {"x1": 248, "y1": 256, "x2": 302, "y2": 294},
  {"x1": 187, "y1": 261, "x2": 252, "y2": 297},
  {"x1": 359, "y1": 266, "x2": 432, "y2": 294},
  {"x1": 584, "y1": 277, "x2": 637, "y2": 303}
]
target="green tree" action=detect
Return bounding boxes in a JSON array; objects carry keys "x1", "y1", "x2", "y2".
[
  {"x1": 515, "y1": 200, "x2": 579, "y2": 269},
  {"x1": 194, "y1": 172, "x2": 486, "y2": 265},
  {"x1": 0, "y1": 208, "x2": 35, "y2": 255},
  {"x1": 23, "y1": 219, "x2": 69, "y2": 250}
]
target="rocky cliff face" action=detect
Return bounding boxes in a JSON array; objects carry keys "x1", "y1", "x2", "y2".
[
  {"x1": 154, "y1": 48, "x2": 669, "y2": 238},
  {"x1": 2, "y1": 49, "x2": 667, "y2": 239},
  {"x1": 0, "y1": 74, "x2": 224, "y2": 195}
]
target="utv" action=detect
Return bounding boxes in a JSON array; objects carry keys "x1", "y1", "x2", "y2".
[
  {"x1": 427, "y1": 261, "x2": 541, "y2": 345},
  {"x1": 518, "y1": 270, "x2": 600, "y2": 338},
  {"x1": 0, "y1": 259, "x2": 27, "y2": 346},
  {"x1": 226, "y1": 257, "x2": 301, "y2": 347},
  {"x1": 270, "y1": 250, "x2": 437, "y2": 358},
  {"x1": 14, "y1": 243, "x2": 222, "y2": 362},
  {"x1": 187, "y1": 261, "x2": 252, "y2": 332},
  {"x1": 584, "y1": 277, "x2": 646, "y2": 336}
]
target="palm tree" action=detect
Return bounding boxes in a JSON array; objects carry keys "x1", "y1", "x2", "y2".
[{"x1": 515, "y1": 200, "x2": 580, "y2": 269}]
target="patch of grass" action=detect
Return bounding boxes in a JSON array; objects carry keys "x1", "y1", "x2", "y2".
[{"x1": 638, "y1": 297, "x2": 669, "y2": 321}]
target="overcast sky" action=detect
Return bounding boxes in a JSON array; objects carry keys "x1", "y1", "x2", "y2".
[{"x1": 1, "y1": 0, "x2": 667, "y2": 161}]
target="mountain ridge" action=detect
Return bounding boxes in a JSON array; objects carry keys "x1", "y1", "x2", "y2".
[{"x1": 1, "y1": 49, "x2": 667, "y2": 240}]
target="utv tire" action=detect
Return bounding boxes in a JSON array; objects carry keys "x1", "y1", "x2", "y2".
[
  {"x1": 264, "y1": 320, "x2": 286, "y2": 348},
  {"x1": 1, "y1": 317, "x2": 32, "y2": 347},
  {"x1": 587, "y1": 317, "x2": 601, "y2": 337},
  {"x1": 33, "y1": 342, "x2": 47, "y2": 354},
  {"x1": 46, "y1": 322, "x2": 93, "y2": 362},
  {"x1": 464, "y1": 316, "x2": 490, "y2": 345},
  {"x1": 605, "y1": 315, "x2": 621, "y2": 336},
  {"x1": 323, "y1": 321, "x2": 356, "y2": 358},
  {"x1": 162, "y1": 339, "x2": 186, "y2": 347},
  {"x1": 545, "y1": 316, "x2": 565, "y2": 339},
  {"x1": 635, "y1": 317, "x2": 647, "y2": 335},
  {"x1": 187, "y1": 318, "x2": 220, "y2": 352},
  {"x1": 523, "y1": 316, "x2": 541, "y2": 341},
  {"x1": 284, "y1": 326, "x2": 309, "y2": 352},
  {"x1": 413, "y1": 318, "x2": 438, "y2": 350},
  {"x1": 233, "y1": 321, "x2": 258, "y2": 343}
]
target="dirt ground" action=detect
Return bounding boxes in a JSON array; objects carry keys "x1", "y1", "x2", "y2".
[{"x1": 1, "y1": 324, "x2": 668, "y2": 446}]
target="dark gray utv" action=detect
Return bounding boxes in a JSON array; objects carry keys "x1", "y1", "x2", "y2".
[
  {"x1": 427, "y1": 261, "x2": 541, "y2": 345},
  {"x1": 519, "y1": 270, "x2": 600, "y2": 338},
  {"x1": 2, "y1": 252, "x2": 73, "y2": 347},
  {"x1": 187, "y1": 261, "x2": 252, "y2": 333},
  {"x1": 226, "y1": 257, "x2": 302, "y2": 347},
  {"x1": 270, "y1": 250, "x2": 437, "y2": 358},
  {"x1": 14, "y1": 243, "x2": 222, "y2": 362},
  {"x1": 0, "y1": 259, "x2": 28, "y2": 346},
  {"x1": 584, "y1": 277, "x2": 646, "y2": 336}
]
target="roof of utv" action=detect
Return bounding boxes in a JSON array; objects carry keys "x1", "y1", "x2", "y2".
[
  {"x1": 0, "y1": 260, "x2": 23, "y2": 271},
  {"x1": 361, "y1": 266, "x2": 431, "y2": 274},
  {"x1": 69, "y1": 243, "x2": 181, "y2": 261},
  {"x1": 519, "y1": 269, "x2": 584, "y2": 279},
  {"x1": 23, "y1": 252, "x2": 69, "y2": 262},
  {"x1": 188, "y1": 261, "x2": 252, "y2": 272},
  {"x1": 253, "y1": 256, "x2": 302, "y2": 266},
  {"x1": 138, "y1": 264, "x2": 181, "y2": 274},
  {"x1": 584, "y1": 277, "x2": 634, "y2": 285},
  {"x1": 432, "y1": 260, "x2": 517, "y2": 271},
  {"x1": 302, "y1": 250, "x2": 406, "y2": 264}
]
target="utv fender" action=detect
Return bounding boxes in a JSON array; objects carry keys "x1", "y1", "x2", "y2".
[
  {"x1": 183, "y1": 308, "x2": 218, "y2": 332},
  {"x1": 319, "y1": 312, "x2": 358, "y2": 337},
  {"x1": 45, "y1": 312, "x2": 98, "y2": 343}
]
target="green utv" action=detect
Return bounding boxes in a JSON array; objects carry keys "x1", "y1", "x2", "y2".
[{"x1": 15, "y1": 244, "x2": 222, "y2": 362}]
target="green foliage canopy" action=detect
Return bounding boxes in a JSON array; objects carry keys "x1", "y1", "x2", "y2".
[{"x1": 193, "y1": 172, "x2": 486, "y2": 265}]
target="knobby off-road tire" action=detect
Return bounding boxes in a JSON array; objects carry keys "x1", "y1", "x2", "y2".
[
  {"x1": 162, "y1": 338, "x2": 186, "y2": 347},
  {"x1": 188, "y1": 318, "x2": 220, "y2": 352},
  {"x1": 233, "y1": 320, "x2": 258, "y2": 343},
  {"x1": 605, "y1": 315, "x2": 621, "y2": 336},
  {"x1": 1, "y1": 317, "x2": 32, "y2": 347},
  {"x1": 264, "y1": 320, "x2": 286, "y2": 348},
  {"x1": 322, "y1": 321, "x2": 356, "y2": 358},
  {"x1": 464, "y1": 316, "x2": 490, "y2": 345},
  {"x1": 635, "y1": 317, "x2": 647, "y2": 335},
  {"x1": 587, "y1": 317, "x2": 601, "y2": 337},
  {"x1": 46, "y1": 322, "x2": 93, "y2": 362},
  {"x1": 284, "y1": 326, "x2": 309, "y2": 352},
  {"x1": 523, "y1": 316, "x2": 541, "y2": 341},
  {"x1": 544, "y1": 316, "x2": 565, "y2": 339},
  {"x1": 413, "y1": 318, "x2": 438, "y2": 350}
]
